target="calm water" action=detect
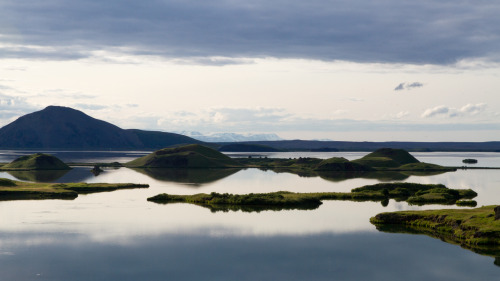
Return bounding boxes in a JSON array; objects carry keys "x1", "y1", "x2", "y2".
[{"x1": 0, "y1": 151, "x2": 499, "y2": 280}]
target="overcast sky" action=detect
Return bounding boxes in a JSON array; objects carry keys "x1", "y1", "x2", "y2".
[{"x1": 0, "y1": 0, "x2": 499, "y2": 141}]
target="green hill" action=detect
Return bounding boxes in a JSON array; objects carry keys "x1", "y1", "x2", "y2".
[
  {"x1": 315, "y1": 157, "x2": 374, "y2": 171},
  {"x1": 125, "y1": 144, "x2": 241, "y2": 168},
  {"x1": 352, "y1": 148, "x2": 419, "y2": 168},
  {"x1": 2, "y1": 153, "x2": 71, "y2": 170}
]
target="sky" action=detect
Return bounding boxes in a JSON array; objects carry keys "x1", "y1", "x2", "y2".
[{"x1": 0, "y1": 0, "x2": 499, "y2": 141}]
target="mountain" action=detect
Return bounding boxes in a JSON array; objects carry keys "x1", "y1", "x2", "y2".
[
  {"x1": 245, "y1": 140, "x2": 500, "y2": 152},
  {"x1": 0, "y1": 106, "x2": 200, "y2": 150}
]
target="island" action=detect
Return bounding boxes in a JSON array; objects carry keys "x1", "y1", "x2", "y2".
[
  {"x1": 370, "y1": 206, "x2": 500, "y2": 255},
  {"x1": 0, "y1": 153, "x2": 71, "y2": 171},
  {"x1": 0, "y1": 178, "x2": 148, "y2": 200},
  {"x1": 147, "y1": 182, "x2": 477, "y2": 212},
  {"x1": 123, "y1": 145, "x2": 455, "y2": 175},
  {"x1": 125, "y1": 144, "x2": 241, "y2": 168}
]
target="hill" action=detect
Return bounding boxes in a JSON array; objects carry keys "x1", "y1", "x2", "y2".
[
  {"x1": 1, "y1": 153, "x2": 71, "y2": 170},
  {"x1": 125, "y1": 144, "x2": 240, "y2": 168},
  {"x1": 315, "y1": 157, "x2": 374, "y2": 171},
  {"x1": 352, "y1": 148, "x2": 420, "y2": 168},
  {"x1": 0, "y1": 106, "x2": 200, "y2": 150}
]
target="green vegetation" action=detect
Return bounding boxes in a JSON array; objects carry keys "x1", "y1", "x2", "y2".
[
  {"x1": 148, "y1": 182, "x2": 477, "y2": 211},
  {"x1": 238, "y1": 147, "x2": 453, "y2": 173},
  {"x1": 463, "y1": 158, "x2": 478, "y2": 164},
  {"x1": 370, "y1": 206, "x2": 500, "y2": 249},
  {"x1": 148, "y1": 191, "x2": 323, "y2": 212},
  {"x1": 1, "y1": 153, "x2": 71, "y2": 170},
  {"x1": 0, "y1": 178, "x2": 148, "y2": 200},
  {"x1": 124, "y1": 145, "x2": 455, "y2": 174},
  {"x1": 352, "y1": 182, "x2": 477, "y2": 205},
  {"x1": 315, "y1": 157, "x2": 374, "y2": 171},
  {"x1": 352, "y1": 148, "x2": 419, "y2": 168},
  {"x1": 125, "y1": 144, "x2": 241, "y2": 168},
  {"x1": 396, "y1": 162, "x2": 455, "y2": 171}
]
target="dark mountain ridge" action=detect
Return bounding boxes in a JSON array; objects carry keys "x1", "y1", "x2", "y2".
[
  {"x1": 0, "y1": 106, "x2": 200, "y2": 150},
  {"x1": 237, "y1": 140, "x2": 500, "y2": 152}
]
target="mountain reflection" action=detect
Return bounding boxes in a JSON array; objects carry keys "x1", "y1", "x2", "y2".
[
  {"x1": 7, "y1": 170, "x2": 70, "y2": 182},
  {"x1": 316, "y1": 170, "x2": 447, "y2": 182},
  {"x1": 132, "y1": 168, "x2": 241, "y2": 186}
]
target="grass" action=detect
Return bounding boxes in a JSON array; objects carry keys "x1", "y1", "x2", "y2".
[
  {"x1": 351, "y1": 182, "x2": 476, "y2": 205},
  {"x1": 370, "y1": 206, "x2": 500, "y2": 247},
  {"x1": 125, "y1": 144, "x2": 241, "y2": 168},
  {"x1": 357, "y1": 148, "x2": 420, "y2": 166},
  {"x1": 0, "y1": 178, "x2": 149, "y2": 200},
  {"x1": 148, "y1": 182, "x2": 477, "y2": 211},
  {"x1": 1, "y1": 153, "x2": 70, "y2": 170}
]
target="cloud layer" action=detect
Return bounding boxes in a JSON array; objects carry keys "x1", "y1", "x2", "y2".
[
  {"x1": 1, "y1": 0, "x2": 499, "y2": 64},
  {"x1": 422, "y1": 103, "x2": 487, "y2": 118}
]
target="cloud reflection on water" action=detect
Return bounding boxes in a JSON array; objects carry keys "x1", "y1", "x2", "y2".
[{"x1": 0, "y1": 230, "x2": 497, "y2": 281}]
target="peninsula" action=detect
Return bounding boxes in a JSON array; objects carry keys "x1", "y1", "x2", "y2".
[
  {"x1": 370, "y1": 206, "x2": 500, "y2": 251},
  {"x1": 0, "y1": 178, "x2": 148, "y2": 200}
]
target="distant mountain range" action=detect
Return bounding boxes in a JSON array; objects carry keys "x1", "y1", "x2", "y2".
[
  {"x1": 0, "y1": 106, "x2": 201, "y2": 150},
  {"x1": 0, "y1": 106, "x2": 498, "y2": 152},
  {"x1": 243, "y1": 140, "x2": 500, "y2": 152},
  {"x1": 175, "y1": 131, "x2": 282, "y2": 142}
]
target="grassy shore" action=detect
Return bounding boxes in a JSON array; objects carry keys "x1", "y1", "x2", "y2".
[
  {"x1": 0, "y1": 178, "x2": 148, "y2": 200},
  {"x1": 370, "y1": 206, "x2": 500, "y2": 249}
]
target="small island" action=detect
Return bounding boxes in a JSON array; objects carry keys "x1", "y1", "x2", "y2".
[
  {"x1": 125, "y1": 144, "x2": 241, "y2": 168},
  {"x1": 463, "y1": 158, "x2": 478, "y2": 164},
  {"x1": 0, "y1": 153, "x2": 71, "y2": 171},
  {"x1": 147, "y1": 182, "x2": 477, "y2": 212},
  {"x1": 0, "y1": 178, "x2": 148, "y2": 200},
  {"x1": 370, "y1": 206, "x2": 500, "y2": 252},
  {"x1": 121, "y1": 145, "x2": 456, "y2": 174}
]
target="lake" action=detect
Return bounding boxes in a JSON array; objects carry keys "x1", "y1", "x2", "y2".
[{"x1": 0, "y1": 151, "x2": 499, "y2": 280}]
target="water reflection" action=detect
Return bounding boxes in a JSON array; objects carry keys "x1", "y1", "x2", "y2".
[
  {"x1": 0, "y1": 230, "x2": 497, "y2": 281},
  {"x1": 269, "y1": 169, "x2": 449, "y2": 183},
  {"x1": 7, "y1": 170, "x2": 69, "y2": 182},
  {"x1": 374, "y1": 224, "x2": 500, "y2": 268},
  {"x1": 317, "y1": 171, "x2": 410, "y2": 182},
  {"x1": 132, "y1": 168, "x2": 241, "y2": 186},
  {"x1": 0, "y1": 152, "x2": 499, "y2": 278},
  {"x1": 150, "y1": 201, "x2": 321, "y2": 213}
]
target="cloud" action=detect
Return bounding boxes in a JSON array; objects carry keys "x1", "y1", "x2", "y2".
[
  {"x1": 0, "y1": 93, "x2": 39, "y2": 124},
  {"x1": 422, "y1": 103, "x2": 487, "y2": 118},
  {"x1": 145, "y1": 106, "x2": 500, "y2": 135},
  {"x1": 422, "y1": 106, "x2": 449, "y2": 118},
  {"x1": 0, "y1": 1, "x2": 499, "y2": 64},
  {"x1": 459, "y1": 103, "x2": 487, "y2": 115},
  {"x1": 74, "y1": 104, "x2": 108, "y2": 111},
  {"x1": 394, "y1": 82, "x2": 424, "y2": 91},
  {"x1": 157, "y1": 107, "x2": 290, "y2": 129}
]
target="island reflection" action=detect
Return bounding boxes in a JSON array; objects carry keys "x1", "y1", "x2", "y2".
[{"x1": 131, "y1": 168, "x2": 241, "y2": 186}]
